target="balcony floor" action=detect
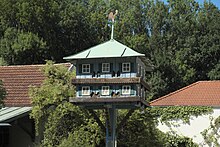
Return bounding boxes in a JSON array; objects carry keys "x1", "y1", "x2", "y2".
[{"x1": 69, "y1": 96, "x2": 149, "y2": 109}]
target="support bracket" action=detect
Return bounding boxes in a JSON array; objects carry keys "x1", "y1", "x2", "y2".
[
  {"x1": 117, "y1": 109, "x2": 135, "y2": 132},
  {"x1": 88, "y1": 109, "x2": 106, "y2": 132}
]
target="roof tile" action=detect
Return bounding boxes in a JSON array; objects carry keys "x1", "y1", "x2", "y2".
[
  {"x1": 150, "y1": 81, "x2": 220, "y2": 106},
  {"x1": 0, "y1": 63, "x2": 70, "y2": 107}
]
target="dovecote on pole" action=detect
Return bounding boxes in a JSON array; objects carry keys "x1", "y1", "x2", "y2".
[{"x1": 63, "y1": 10, "x2": 151, "y2": 147}]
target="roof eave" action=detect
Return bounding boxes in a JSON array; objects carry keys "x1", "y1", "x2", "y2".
[{"x1": 63, "y1": 55, "x2": 145, "y2": 60}]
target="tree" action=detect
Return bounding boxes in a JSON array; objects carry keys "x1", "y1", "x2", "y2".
[
  {"x1": 0, "y1": 80, "x2": 6, "y2": 108},
  {"x1": 30, "y1": 61, "x2": 203, "y2": 147},
  {"x1": 30, "y1": 61, "x2": 103, "y2": 146},
  {"x1": 0, "y1": 27, "x2": 46, "y2": 65}
]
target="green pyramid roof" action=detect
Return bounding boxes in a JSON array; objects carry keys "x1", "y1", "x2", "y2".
[{"x1": 63, "y1": 39, "x2": 145, "y2": 60}]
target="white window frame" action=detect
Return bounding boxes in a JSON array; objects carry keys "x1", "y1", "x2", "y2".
[
  {"x1": 82, "y1": 86, "x2": 90, "y2": 95},
  {"x1": 102, "y1": 63, "x2": 110, "y2": 73},
  {"x1": 82, "y1": 64, "x2": 90, "y2": 73},
  {"x1": 122, "y1": 85, "x2": 131, "y2": 95},
  {"x1": 122, "y1": 62, "x2": 130, "y2": 72},
  {"x1": 102, "y1": 86, "x2": 110, "y2": 95}
]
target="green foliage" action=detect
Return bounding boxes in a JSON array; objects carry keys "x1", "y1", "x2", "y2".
[
  {"x1": 201, "y1": 116, "x2": 220, "y2": 146},
  {"x1": 0, "y1": 58, "x2": 7, "y2": 66},
  {"x1": 161, "y1": 132, "x2": 198, "y2": 147},
  {"x1": 0, "y1": 0, "x2": 219, "y2": 99},
  {"x1": 0, "y1": 27, "x2": 46, "y2": 65},
  {"x1": 20, "y1": 0, "x2": 220, "y2": 146},
  {"x1": 117, "y1": 110, "x2": 164, "y2": 146},
  {"x1": 30, "y1": 61, "x2": 102, "y2": 146},
  {"x1": 208, "y1": 63, "x2": 220, "y2": 80},
  {"x1": 117, "y1": 109, "x2": 200, "y2": 147},
  {"x1": 0, "y1": 80, "x2": 6, "y2": 108},
  {"x1": 58, "y1": 118, "x2": 103, "y2": 147},
  {"x1": 145, "y1": 0, "x2": 220, "y2": 100},
  {"x1": 151, "y1": 106, "x2": 213, "y2": 124},
  {"x1": 29, "y1": 62, "x2": 209, "y2": 146}
]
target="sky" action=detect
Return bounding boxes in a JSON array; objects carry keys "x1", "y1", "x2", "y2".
[
  {"x1": 197, "y1": 0, "x2": 220, "y2": 8},
  {"x1": 163, "y1": 0, "x2": 220, "y2": 9}
]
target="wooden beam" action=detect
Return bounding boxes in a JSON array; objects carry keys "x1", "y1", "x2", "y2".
[
  {"x1": 88, "y1": 110, "x2": 106, "y2": 133},
  {"x1": 116, "y1": 109, "x2": 135, "y2": 132},
  {"x1": 72, "y1": 77, "x2": 140, "y2": 84}
]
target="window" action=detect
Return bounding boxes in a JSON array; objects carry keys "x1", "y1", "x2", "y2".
[
  {"x1": 122, "y1": 63, "x2": 130, "y2": 72},
  {"x1": 102, "y1": 86, "x2": 110, "y2": 95},
  {"x1": 102, "y1": 63, "x2": 110, "y2": 72},
  {"x1": 82, "y1": 86, "x2": 90, "y2": 95},
  {"x1": 82, "y1": 64, "x2": 90, "y2": 73},
  {"x1": 122, "y1": 85, "x2": 131, "y2": 95}
]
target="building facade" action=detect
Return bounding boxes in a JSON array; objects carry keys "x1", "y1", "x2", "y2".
[
  {"x1": 64, "y1": 39, "x2": 151, "y2": 107},
  {"x1": 150, "y1": 81, "x2": 220, "y2": 146}
]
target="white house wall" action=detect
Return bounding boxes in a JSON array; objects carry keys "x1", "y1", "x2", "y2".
[{"x1": 157, "y1": 108, "x2": 220, "y2": 146}]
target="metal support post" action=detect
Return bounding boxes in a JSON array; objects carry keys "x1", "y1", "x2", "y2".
[{"x1": 106, "y1": 105, "x2": 117, "y2": 147}]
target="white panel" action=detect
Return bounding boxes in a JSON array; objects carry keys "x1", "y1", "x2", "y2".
[{"x1": 157, "y1": 108, "x2": 220, "y2": 146}]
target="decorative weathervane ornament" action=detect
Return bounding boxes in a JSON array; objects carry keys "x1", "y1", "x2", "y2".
[
  {"x1": 108, "y1": 10, "x2": 118, "y2": 40},
  {"x1": 108, "y1": 10, "x2": 118, "y2": 23}
]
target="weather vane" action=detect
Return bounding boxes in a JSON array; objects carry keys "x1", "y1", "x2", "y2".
[{"x1": 108, "y1": 10, "x2": 118, "y2": 40}]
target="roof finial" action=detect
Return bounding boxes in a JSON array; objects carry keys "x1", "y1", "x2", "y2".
[{"x1": 108, "y1": 10, "x2": 118, "y2": 40}]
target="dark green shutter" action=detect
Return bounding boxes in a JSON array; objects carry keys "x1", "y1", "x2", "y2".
[
  {"x1": 90, "y1": 64, "x2": 93, "y2": 73},
  {"x1": 90, "y1": 86, "x2": 93, "y2": 95},
  {"x1": 119, "y1": 63, "x2": 122, "y2": 72},
  {"x1": 131, "y1": 63, "x2": 134, "y2": 72},
  {"x1": 99, "y1": 63, "x2": 102, "y2": 72},
  {"x1": 130, "y1": 85, "x2": 135, "y2": 95},
  {"x1": 78, "y1": 86, "x2": 82, "y2": 96},
  {"x1": 119, "y1": 85, "x2": 122, "y2": 95},
  {"x1": 78, "y1": 64, "x2": 82, "y2": 73},
  {"x1": 100, "y1": 86, "x2": 103, "y2": 95},
  {"x1": 110, "y1": 63, "x2": 113, "y2": 72},
  {"x1": 109, "y1": 85, "x2": 112, "y2": 96},
  {"x1": 117, "y1": 63, "x2": 121, "y2": 77}
]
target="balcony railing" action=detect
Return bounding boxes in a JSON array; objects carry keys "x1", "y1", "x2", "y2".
[{"x1": 72, "y1": 77, "x2": 150, "y2": 90}]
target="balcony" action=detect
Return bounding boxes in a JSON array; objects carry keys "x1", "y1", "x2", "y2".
[
  {"x1": 69, "y1": 96, "x2": 149, "y2": 109},
  {"x1": 72, "y1": 77, "x2": 150, "y2": 90}
]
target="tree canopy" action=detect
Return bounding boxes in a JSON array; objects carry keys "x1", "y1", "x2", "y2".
[
  {"x1": 1, "y1": 0, "x2": 218, "y2": 146},
  {"x1": 30, "y1": 61, "x2": 206, "y2": 146},
  {"x1": 0, "y1": 80, "x2": 6, "y2": 108},
  {"x1": 0, "y1": 0, "x2": 219, "y2": 100}
]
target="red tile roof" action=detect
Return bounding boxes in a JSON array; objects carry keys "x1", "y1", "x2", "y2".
[
  {"x1": 0, "y1": 63, "x2": 71, "y2": 107},
  {"x1": 150, "y1": 81, "x2": 220, "y2": 106}
]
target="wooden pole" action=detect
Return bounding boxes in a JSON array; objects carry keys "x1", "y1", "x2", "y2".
[{"x1": 106, "y1": 105, "x2": 117, "y2": 147}]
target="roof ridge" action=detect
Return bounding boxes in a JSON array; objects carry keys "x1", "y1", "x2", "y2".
[
  {"x1": 0, "y1": 63, "x2": 71, "y2": 68},
  {"x1": 63, "y1": 40, "x2": 111, "y2": 60},
  {"x1": 150, "y1": 81, "x2": 201, "y2": 105},
  {"x1": 198, "y1": 80, "x2": 220, "y2": 83}
]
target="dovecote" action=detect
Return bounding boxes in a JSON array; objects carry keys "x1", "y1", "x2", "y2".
[{"x1": 64, "y1": 39, "x2": 151, "y2": 109}]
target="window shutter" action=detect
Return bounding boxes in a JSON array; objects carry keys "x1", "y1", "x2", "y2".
[
  {"x1": 119, "y1": 85, "x2": 122, "y2": 95},
  {"x1": 78, "y1": 86, "x2": 82, "y2": 96},
  {"x1": 131, "y1": 63, "x2": 134, "y2": 72},
  {"x1": 90, "y1": 64, "x2": 93, "y2": 73},
  {"x1": 78, "y1": 64, "x2": 82, "y2": 73},
  {"x1": 109, "y1": 85, "x2": 112, "y2": 96},
  {"x1": 110, "y1": 63, "x2": 113, "y2": 72},
  {"x1": 98, "y1": 86, "x2": 101, "y2": 94},
  {"x1": 119, "y1": 63, "x2": 122, "y2": 72},
  {"x1": 130, "y1": 85, "x2": 135, "y2": 95},
  {"x1": 99, "y1": 63, "x2": 102, "y2": 72},
  {"x1": 117, "y1": 63, "x2": 121, "y2": 77}
]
